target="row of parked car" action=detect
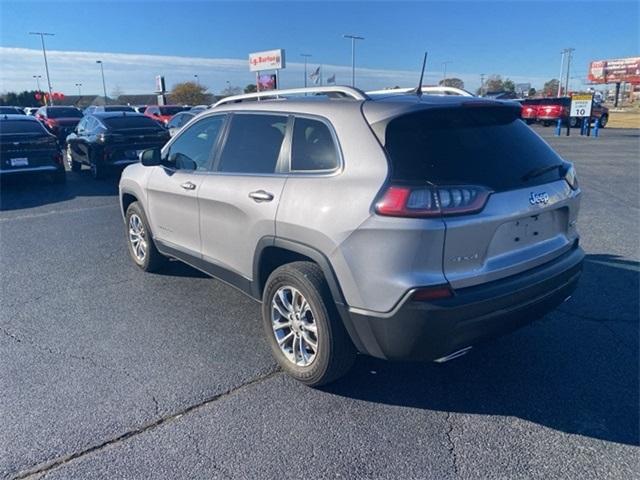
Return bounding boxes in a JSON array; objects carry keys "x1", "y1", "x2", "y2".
[
  {"x1": 519, "y1": 97, "x2": 609, "y2": 128},
  {"x1": 0, "y1": 103, "x2": 209, "y2": 182}
]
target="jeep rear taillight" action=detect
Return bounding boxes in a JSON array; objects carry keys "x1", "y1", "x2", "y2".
[{"x1": 375, "y1": 185, "x2": 491, "y2": 218}]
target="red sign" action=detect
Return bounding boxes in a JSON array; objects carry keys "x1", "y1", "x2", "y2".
[{"x1": 588, "y1": 57, "x2": 640, "y2": 85}]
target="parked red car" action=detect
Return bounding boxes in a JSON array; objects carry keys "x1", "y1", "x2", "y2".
[
  {"x1": 144, "y1": 105, "x2": 189, "y2": 126},
  {"x1": 519, "y1": 98, "x2": 543, "y2": 124},
  {"x1": 35, "y1": 106, "x2": 83, "y2": 143},
  {"x1": 531, "y1": 97, "x2": 609, "y2": 128}
]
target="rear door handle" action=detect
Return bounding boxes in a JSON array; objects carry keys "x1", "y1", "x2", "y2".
[
  {"x1": 248, "y1": 190, "x2": 274, "y2": 202},
  {"x1": 180, "y1": 181, "x2": 196, "y2": 190}
]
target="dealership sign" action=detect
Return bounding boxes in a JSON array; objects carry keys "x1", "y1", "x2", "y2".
[
  {"x1": 249, "y1": 49, "x2": 285, "y2": 72},
  {"x1": 570, "y1": 93, "x2": 593, "y2": 118},
  {"x1": 588, "y1": 57, "x2": 640, "y2": 85}
]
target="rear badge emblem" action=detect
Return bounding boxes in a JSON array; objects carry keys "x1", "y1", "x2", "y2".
[{"x1": 529, "y1": 191, "x2": 549, "y2": 205}]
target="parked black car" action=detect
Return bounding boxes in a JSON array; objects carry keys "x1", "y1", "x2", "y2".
[
  {"x1": 0, "y1": 106, "x2": 26, "y2": 115},
  {"x1": 65, "y1": 112, "x2": 171, "y2": 179},
  {"x1": 0, "y1": 114, "x2": 65, "y2": 183},
  {"x1": 84, "y1": 105, "x2": 136, "y2": 115},
  {"x1": 35, "y1": 106, "x2": 83, "y2": 144}
]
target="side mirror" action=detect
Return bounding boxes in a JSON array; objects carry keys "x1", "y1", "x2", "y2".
[{"x1": 140, "y1": 148, "x2": 162, "y2": 166}]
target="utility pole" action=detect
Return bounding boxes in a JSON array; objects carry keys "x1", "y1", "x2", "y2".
[
  {"x1": 300, "y1": 53, "x2": 312, "y2": 88},
  {"x1": 29, "y1": 32, "x2": 55, "y2": 105},
  {"x1": 557, "y1": 50, "x2": 566, "y2": 96},
  {"x1": 343, "y1": 34, "x2": 364, "y2": 87},
  {"x1": 33, "y1": 75, "x2": 42, "y2": 92},
  {"x1": 96, "y1": 60, "x2": 107, "y2": 104},
  {"x1": 480, "y1": 73, "x2": 485, "y2": 96},
  {"x1": 564, "y1": 48, "x2": 575, "y2": 96},
  {"x1": 75, "y1": 83, "x2": 82, "y2": 96},
  {"x1": 442, "y1": 61, "x2": 452, "y2": 83}
]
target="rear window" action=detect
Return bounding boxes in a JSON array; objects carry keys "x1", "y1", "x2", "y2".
[
  {"x1": 104, "y1": 106, "x2": 135, "y2": 112},
  {"x1": 159, "y1": 106, "x2": 187, "y2": 115},
  {"x1": 47, "y1": 108, "x2": 82, "y2": 118},
  {"x1": 102, "y1": 116, "x2": 162, "y2": 130},
  {"x1": 0, "y1": 120, "x2": 48, "y2": 135},
  {"x1": 382, "y1": 106, "x2": 565, "y2": 191}
]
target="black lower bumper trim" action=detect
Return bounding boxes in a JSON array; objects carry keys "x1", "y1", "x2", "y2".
[{"x1": 348, "y1": 246, "x2": 584, "y2": 361}]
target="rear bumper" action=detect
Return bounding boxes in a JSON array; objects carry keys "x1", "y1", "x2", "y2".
[{"x1": 346, "y1": 245, "x2": 584, "y2": 361}]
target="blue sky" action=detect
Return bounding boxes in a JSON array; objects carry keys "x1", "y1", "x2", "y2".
[{"x1": 0, "y1": 0, "x2": 638, "y2": 95}]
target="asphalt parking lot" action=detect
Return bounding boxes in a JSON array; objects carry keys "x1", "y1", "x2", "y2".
[{"x1": 1, "y1": 126, "x2": 638, "y2": 479}]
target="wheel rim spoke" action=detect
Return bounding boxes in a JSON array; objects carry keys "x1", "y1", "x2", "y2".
[
  {"x1": 128, "y1": 214, "x2": 146, "y2": 262},
  {"x1": 271, "y1": 286, "x2": 318, "y2": 367}
]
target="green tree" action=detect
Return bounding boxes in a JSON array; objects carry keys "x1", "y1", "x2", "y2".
[
  {"x1": 543, "y1": 79, "x2": 560, "y2": 97},
  {"x1": 484, "y1": 74, "x2": 504, "y2": 93},
  {"x1": 503, "y1": 79, "x2": 515, "y2": 92},
  {"x1": 439, "y1": 78, "x2": 465, "y2": 89},
  {"x1": 244, "y1": 84, "x2": 257, "y2": 93},
  {"x1": 528, "y1": 87, "x2": 537, "y2": 97},
  {"x1": 170, "y1": 81, "x2": 208, "y2": 105}
]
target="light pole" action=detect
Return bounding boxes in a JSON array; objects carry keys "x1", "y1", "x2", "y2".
[
  {"x1": 300, "y1": 53, "x2": 312, "y2": 88},
  {"x1": 442, "y1": 61, "x2": 452, "y2": 84},
  {"x1": 480, "y1": 73, "x2": 485, "y2": 96},
  {"x1": 33, "y1": 75, "x2": 42, "y2": 92},
  {"x1": 29, "y1": 32, "x2": 55, "y2": 105},
  {"x1": 564, "y1": 48, "x2": 574, "y2": 96},
  {"x1": 96, "y1": 60, "x2": 107, "y2": 104},
  {"x1": 343, "y1": 34, "x2": 364, "y2": 87},
  {"x1": 194, "y1": 74, "x2": 199, "y2": 85},
  {"x1": 75, "y1": 83, "x2": 83, "y2": 96},
  {"x1": 557, "y1": 50, "x2": 566, "y2": 96}
]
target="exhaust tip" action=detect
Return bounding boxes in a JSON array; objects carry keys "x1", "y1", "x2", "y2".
[{"x1": 434, "y1": 346, "x2": 473, "y2": 363}]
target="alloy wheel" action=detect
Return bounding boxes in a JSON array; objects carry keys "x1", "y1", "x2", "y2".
[
  {"x1": 128, "y1": 213, "x2": 147, "y2": 262},
  {"x1": 271, "y1": 286, "x2": 318, "y2": 367}
]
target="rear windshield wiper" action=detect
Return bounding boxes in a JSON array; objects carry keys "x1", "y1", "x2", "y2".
[{"x1": 521, "y1": 163, "x2": 565, "y2": 181}]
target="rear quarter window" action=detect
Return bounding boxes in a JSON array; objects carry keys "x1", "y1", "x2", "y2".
[{"x1": 382, "y1": 106, "x2": 566, "y2": 191}]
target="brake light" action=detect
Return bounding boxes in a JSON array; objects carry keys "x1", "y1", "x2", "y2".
[{"x1": 375, "y1": 185, "x2": 491, "y2": 217}]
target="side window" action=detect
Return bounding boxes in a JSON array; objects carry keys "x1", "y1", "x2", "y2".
[
  {"x1": 167, "y1": 115, "x2": 181, "y2": 129},
  {"x1": 166, "y1": 115, "x2": 225, "y2": 171},
  {"x1": 290, "y1": 117, "x2": 339, "y2": 171},
  {"x1": 217, "y1": 114, "x2": 287, "y2": 174}
]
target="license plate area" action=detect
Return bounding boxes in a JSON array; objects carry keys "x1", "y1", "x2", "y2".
[
  {"x1": 488, "y1": 209, "x2": 568, "y2": 256},
  {"x1": 10, "y1": 157, "x2": 29, "y2": 167}
]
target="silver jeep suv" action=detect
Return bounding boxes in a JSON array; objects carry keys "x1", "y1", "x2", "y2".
[{"x1": 119, "y1": 86, "x2": 584, "y2": 386}]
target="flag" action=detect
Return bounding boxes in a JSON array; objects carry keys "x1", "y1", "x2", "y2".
[
  {"x1": 327, "y1": 74, "x2": 336, "y2": 84},
  {"x1": 309, "y1": 66, "x2": 321, "y2": 85}
]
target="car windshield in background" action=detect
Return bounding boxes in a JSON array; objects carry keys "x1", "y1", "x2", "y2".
[
  {"x1": 104, "y1": 106, "x2": 136, "y2": 112},
  {"x1": 0, "y1": 120, "x2": 48, "y2": 135},
  {"x1": 103, "y1": 116, "x2": 163, "y2": 130},
  {"x1": 47, "y1": 108, "x2": 83, "y2": 118},
  {"x1": 382, "y1": 105, "x2": 565, "y2": 191},
  {"x1": 159, "y1": 106, "x2": 187, "y2": 115}
]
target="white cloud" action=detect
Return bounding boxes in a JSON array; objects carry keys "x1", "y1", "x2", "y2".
[{"x1": 0, "y1": 46, "x2": 551, "y2": 95}]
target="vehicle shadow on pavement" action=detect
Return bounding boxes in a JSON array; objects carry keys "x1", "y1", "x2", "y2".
[
  {"x1": 324, "y1": 254, "x2": 639, "y2": 446},
  {"x1": 0, "y1": 170, "x2": 119, "y2": 211}
]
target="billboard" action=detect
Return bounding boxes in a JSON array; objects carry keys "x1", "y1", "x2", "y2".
[
  {"x1": 257, "y1": 74, "x2": 277, "y2": 91},
  {"x1": 249, "y1": 49, "x2": 285, "y2": 72},
  {"x1": 588, "y1": 57, "x2": 640, "y2": 84}
]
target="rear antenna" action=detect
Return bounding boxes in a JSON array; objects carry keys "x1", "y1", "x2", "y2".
[{"x1": 415, "y1": 51, "x2": 428, "y2": 96}]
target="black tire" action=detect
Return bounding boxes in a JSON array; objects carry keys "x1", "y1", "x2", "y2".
[
  {"x1": 262, "y1": 261, "x2": 356, "y2": 386},
  {"x1": 599, "y1": 115, "x2": 608, "y2": 128},
  {"x1": 525, "y1": 119, "x2": 535, "y2": 125},
  {"x1": 90, "y1": 161, "x2": 106, "y2": 180},
  {"x1": 124, "y1": 201, "x2": 166, "y2": 272}
]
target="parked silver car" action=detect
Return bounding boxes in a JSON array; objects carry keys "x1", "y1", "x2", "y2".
[{"x1": 119, "y1": 86, "x2": 584, "y2": 386}]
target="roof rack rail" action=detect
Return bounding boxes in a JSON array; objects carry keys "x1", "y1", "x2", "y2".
[{"x1": 212, "y1": 86, "x2": 370, "y2": 108}]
